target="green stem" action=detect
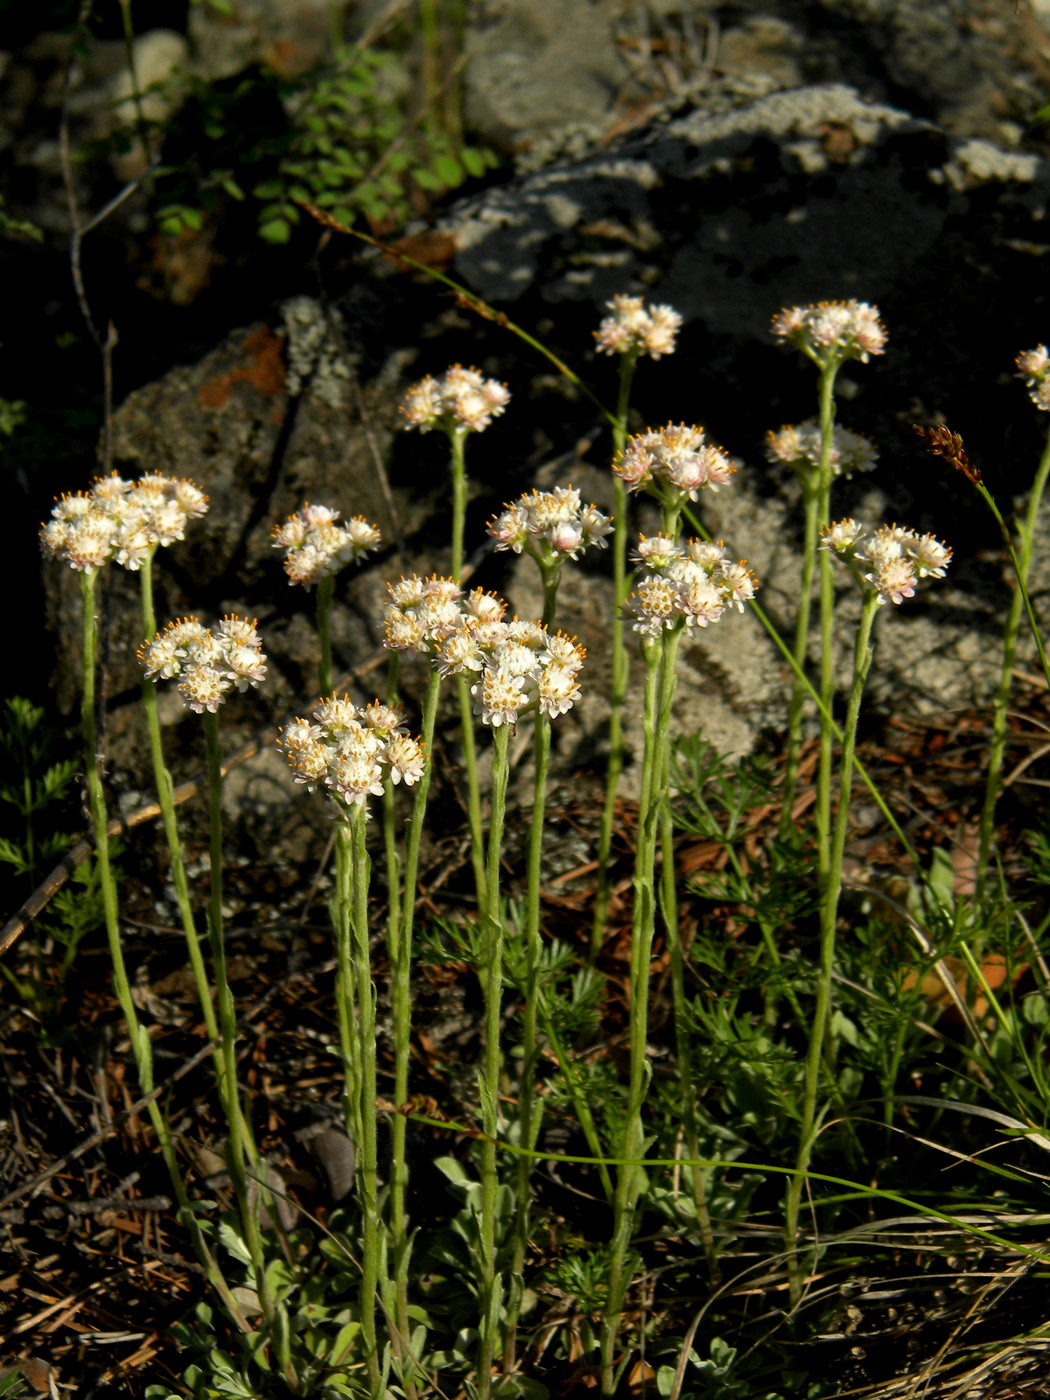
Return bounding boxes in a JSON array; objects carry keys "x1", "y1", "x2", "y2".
[
  {"x1": 477, "y1": 723, "x2": 511, "y2": 1400},
  {"x1": 458, "y1": 675, "x2": 488, "y2": 906},
  {"x1": 202, "y1": 716, "x2": 285, "y2": 1349},
  {"x1": 977, "y1": 481, "x2": 1050, "y2": 691},
  {"x1": 346, "y1": 811, "x2": 382, "y2": 1390},
  {"x1": 389, "y1": 668, "x2": 441, "y2": 1388},
  {"x1": 505, "y1": 712, "x2": 552, "y2": 1369},
  {"x1": 683, "y1": 499, "x2": 923, "y2": 871},
  {"x1": 449, "y1": 426, "x2": 468, "y2": 581},
  {"x1": 447, "y1": 427, "x2": 487, "y2": 906},
  {"x1": 601, "y1": 630, "x2": 674, "y2": 1396},
  {"x1": 317, "y1": 573, "x2": 335, "y2": 699},
  {"x1": 116, "y1": 0, "x2": 151, "y2": 171},
  {"x1": 657, "y1": 641, "x2": 717, "y2": 1278},
  {"x1": 328, "y1": 223, "x2": 619, "y2": 430},
  {"x1": 785, "y1": 587, "x2": 878, "y2": 1303},
  {"x1": 418, "y1": 0, "x2": 441, "y2": 134},
  {"x1": 540, "y1": 561, "x2": 560, "y2": 630},
  {"x1": 383, "y1": 655, "x2": 403, "y2": 977},
  {"x1": 80, "y1": 571, "x2": 247, "y2": 1333},
  {"x1": 779, "y1": 484, "x2": 820, "y2": 837},
  {"x1": 138, "y1": 556, "x2": 222, "y2": 1063},
  {"x1": 592, "y1": 353, "x2": 637, "y2": 958},
  {"x1": 815, "y1": 361, "x2": 840, "y2": 890},
  {"x1": 537, "y1": 1010, "x2": 613, "y2": 1200},
  {"x1": 334, "y1": 818, "x2": 361, "y2": 1147},
  {"x1": 976, "y1": 425, "x2": 1050, "y2": 904}
]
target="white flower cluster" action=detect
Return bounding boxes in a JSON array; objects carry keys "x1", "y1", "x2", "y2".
[
  {"x1": 1016, "y1": 345, "x2": 1050, "y2": 412},
  {"x1": 819, "y1": 519, "x2": 951, "y2": 606},
  {"x1": 400, "y1": 365, "x2": 511, "y2": 434},
  {"x1": 439, "y1": 619, "x2": 586, "y2": 728},
  {"x1": 765, "y1": 421, "x2": 878, "y2": 479},
  {"x1": 594, "y1": 294, "x2": 682, "y2": 360},
  {"x1": 280, "y1": 697, "x2": 426, "y2": 808},
  {"x1": 382, "y1": 574, "x2": 507, "y2": 657},
  {"x1": 40, "y1": 473, "x2": 209, "y2": 572},
  {"x1": 615, "y1": 424, "x2": 736, "y2": 504},
  {"x1": 271, "y1": 503, "x2": 382, "y2": 587},
  {"x1": 487, "y1": 487, "x2": 612, "y2": 563},
  {"x1": 771, "y1": 300, "x2": 887, "y2": 365},
  {"x1": 627, "y1": 535, "x2": 758, "y2": 636},
  {"x1": 139, "y1": 615, "x2": 267, "y2": 713}
]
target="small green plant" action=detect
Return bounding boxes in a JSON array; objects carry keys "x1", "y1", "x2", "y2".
[
  {"x1": 0, "y1": 696, "x2": 109, "y2": 1024},
  {"x1": 98, "y1": 6, "x2": 500, "y2": 244}
]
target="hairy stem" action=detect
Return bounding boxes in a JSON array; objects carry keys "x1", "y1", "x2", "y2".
[
  {"x1": 138, "y1": 557, "x2": 224, "y2": 1077},
  {"x1": 815, "y1": 361, "x2": 841, "y2": 890},
  {"x1": 601, "y1": 630, "x2": 678, "y2": 1395},
  {"x1": 779, "y1": 485, "x2": 820, "y2": 836},
  {"x1": 346, "y1": 811, "x2": 382, "y2": 1389},
  {"x1": 82, "y1": 570, "x2": 247, "y2": 1333},
  {"x1": 317, "y1": 573, "x2": 335, "y2": 699},
  {"x1": 977, "y1": 424, "x2": 1050, "y2": 904},
  {"x1": 505, "y1": 711, "x2": 552, "y2": 1369},
  {"x1": 785, "y1": 587, "x2": 877, "y2": 1302},
  {"x1": 388, "y1": 667, "x2": 441, "y2": 1392},
  {"x1": 477, "y1": 722, "x2": 511, "y2": 1400},
  {"x1": 203, "y1": 714, "x2": 286, "y2": 1366},
  {"x1": 592, "y1": 353, "x2": 637, "y2": 958}
]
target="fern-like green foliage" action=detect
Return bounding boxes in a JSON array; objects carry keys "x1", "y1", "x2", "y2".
[
  {"x1": 141, "y1": 34, "x2": 497, "y2": 244},
  {"x1": 254, "y1": 47, "x2": 498, "y2": 242},
  {"x1": 0, "y1": 697, "x2": 108, "y2": 1027}
]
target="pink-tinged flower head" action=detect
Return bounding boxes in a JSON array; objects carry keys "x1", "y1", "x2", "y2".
[
  {"x1": 382, "y1": 574, "x2": 509, "y2": 659},
  {"x1": 821, "y1": 518, "x2": 951, "y2": 605},
  {"x1": 487, "y1": 486, "x2": 611, "y2": 565},
  {"x1": 382, "y1": 576, "x2": 584, "y2": 728},
  {"x1": 400, "y1": 365, "x2": 510, "y2": 435},
  {"x1": 272, "y1": 502, "x2": 381, "y2": 587},
  {"x1": 139, "y1": 614, "x2": 266, "y2": 711},
  {"x1": 594, "y1": 294, "x2": 683, "y2": 360},
  {"x1": 765, "y1": 421, "x2": 878, "y2": 480},
  {"x1": 771, "y1": 299, "x2": 887, "y2": 366},
  {"x1": 448, "y1": 618, "x2": 585, "y2": 728},
  {"x1": 615, "y1": 424, "x2": 736, "y2": 507},
  {"x1": 627, "y1": 534, "x2": 758, "y2": 634},
  {"x1": 1016, "y1": 345, "x2": 1050, "y2": 412}
]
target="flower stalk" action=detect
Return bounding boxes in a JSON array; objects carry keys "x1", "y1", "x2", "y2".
[
  {"x1": 504, "y1": 709, "x2": 552, "y2": 1370},
  {"x1": 592, "y1": 298, "x2": 682, "y2": 958},
  {"x1": 388, "y1": 667, "x2": 441, "y2": 1382},
  {"x1": 785, "y1": 518, "x2": 951, "y2": 1301},
  {"x1": 784, "y1": 585, "x2": 877, "y2": 1301},
  {"x1": 600, "y1": 630, "x2": 668, "y2": 1396},
  {"x1": 345, "y1": 809, "x2": 383, "y2": 1389},
  {"x1": 477, "y1": 721, "x2": 511, "y2": 1400},
  {"x1": 137, "y1": 550, "x2": 220, "y2": 1055}
]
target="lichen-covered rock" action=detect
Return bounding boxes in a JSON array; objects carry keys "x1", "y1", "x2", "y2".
[{"x1": 464, "y1": 0, "x2": 1050, "y2": 165}]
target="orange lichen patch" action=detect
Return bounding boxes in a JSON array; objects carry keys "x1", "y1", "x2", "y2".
[
  {"x1": 198, "y1": 326, "x2": 287, "y2": 410},
  {"x1": 820, "y1": 121, "x2": 860, "y2": 163}
]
